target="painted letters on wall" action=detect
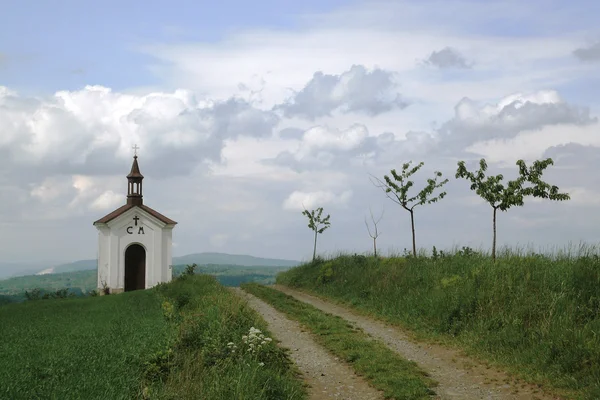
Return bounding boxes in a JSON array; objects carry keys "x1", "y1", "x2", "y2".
[{"x1": 126, "y1": 215, "x2": 145, "y2": 235}]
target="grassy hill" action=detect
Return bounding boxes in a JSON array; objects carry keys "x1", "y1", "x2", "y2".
[
  {"x1": 0, "y1": 274, "x2": 307, "y2": 399},
  {"x1": 276, "y1": 250, "x2": 600, "y2": 399}
]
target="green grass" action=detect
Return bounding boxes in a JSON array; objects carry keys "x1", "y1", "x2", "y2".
[
  {"x1": 276, "y1": 247, "x2": 600, "y2": 400},
  {"x1": 0, "y1": 274, "x2": 307, "y2": 400},
  {"x1": 241, "y1": 282, "x2": 437, "y2": 400},
  {"x1": 142, "y1": 274, "x2": 307, "y2": 400},
  {"x1": 0, "y1": 289, "x2": 173, "y2": 400}
]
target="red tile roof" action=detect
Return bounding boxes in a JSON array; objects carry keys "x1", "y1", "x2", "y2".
[{"x1": 93, "y1": 204, "x2": 177, "y2": 225}]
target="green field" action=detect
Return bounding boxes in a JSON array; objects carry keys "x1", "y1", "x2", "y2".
[
  {"x1": 0, "y1": 289, "x2": 173, "y2": 399},
  {"x1": 0, "y1": 274, "x2": 306, "y2": 400},
  {"x1": 276, "y1": 248, "x2": 600, "y2": 400}
]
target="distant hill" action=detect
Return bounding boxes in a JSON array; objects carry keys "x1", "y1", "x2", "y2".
[
  {"x1": 173, "y1": 253, "x2": 300, "y2": 268},
  {"x1": 3, "y1": 252, "x2": 301, "y2": 278},
  {"x1": 37, "y1": 259, "x2": 97, "y2": 275}
]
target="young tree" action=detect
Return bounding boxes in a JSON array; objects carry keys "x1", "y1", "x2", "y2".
[
  {"x1": 364, "y1": 206, "x2": 384, "y2": 257},
  {"x1": 455, "y1": 157, "x2": 570, "y2": 261},
  {"x1": 301, "y1": 206, "x2": 331, "y2": 262},
  {"x1": 371, "y1": 161, "x2": 448, "y2": 257}
]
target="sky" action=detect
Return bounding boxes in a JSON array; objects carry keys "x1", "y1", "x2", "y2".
[{"x1": 1, "y1": 0, "x2": 600, "y2": 270}]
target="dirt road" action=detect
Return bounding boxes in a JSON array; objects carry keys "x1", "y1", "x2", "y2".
[
  {"x1": 232, "y1": 287, "x2": 385, "y2": 400},
  {"x1": 272, "y1": 285, "x2": 561, "y2": 400}
]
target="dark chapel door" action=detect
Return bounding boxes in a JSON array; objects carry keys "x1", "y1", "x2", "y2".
[{"x1": 124, "y1": 244, "x2": 146, "y2": 291}]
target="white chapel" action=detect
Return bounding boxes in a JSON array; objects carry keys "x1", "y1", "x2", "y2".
[{"x1": 93, "y1": 150, "x2": 177, "y2": 293}]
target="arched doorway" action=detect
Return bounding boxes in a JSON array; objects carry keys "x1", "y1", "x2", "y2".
[{"x1": 124, "y1": 244, "x2": 146, "y2": 291}]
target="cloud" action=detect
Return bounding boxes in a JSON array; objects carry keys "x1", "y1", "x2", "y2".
[
  {"x1": 90, "y1": 191, "x2": 123, "y2": 211},
  {"x1": 573, "y1": 41, "x2": 600, "y2": 62},
  {"x1": 0, "y1": 85, "x2": 279, "y2": 179},
  {"x1": 283, "y1": 190, "x2": 353, "y2": 211},
  {"x1": 265, "y1": 124, "x2": 384, "y2": 171},
  {"x1": 465, "y1": 123, "x2": 600, "y2": 165},
  {"x1": 274, "y1": 65, "x2": 407, "y2": 120},
  {"x1": 278, "y1": 127, "x2": 305, "y2": 140},
  {"x1": 437, "y1": 90, "x2": 597, "y2": 153},
  {"x1": 266, "y1": 89, "x2": 598, "y2": 173},
  {"x1": 423, "y1": 47, "x2": 471, "y2": 69}
]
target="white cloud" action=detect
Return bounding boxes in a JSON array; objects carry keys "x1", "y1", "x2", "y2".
[
  {"x1": 30, "y1": 177, "x2": 68, "y2": 202},
  {"x1": 465, "y1": 123, "x2": 600, "y2": 165},
  {"x1": 267, "y1": 124, "x2": 384, "y2": 171},
  {"x1": 275, "y1": 65, "x2": 407, "y2": 120},
  {"x1": 283, "y1": 190, "x2": 353, "y2": 211},
  {"x1": 0, "y1": 85, "x2": 279, "y2": 178},
  {"x1": 90, "y1": 191, "x2": 123, "y2": 211},
  {"x1": 436, "y1": 90, "x2": 596, "y2": 155}
]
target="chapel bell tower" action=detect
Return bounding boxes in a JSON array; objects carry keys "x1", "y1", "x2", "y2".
[
  {"x1": 127, "y1": 153, "x2": 143, "y2": 206},
  {"x1": 93, "y1": 146, "x2": 177, "y2": 294}
]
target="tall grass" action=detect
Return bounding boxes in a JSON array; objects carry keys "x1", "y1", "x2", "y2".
[
  {"x1": 144, "y1": 274, "x2": 307, "y2": 400},
  {"x1": 277, "y1": 244, "x2": 600, "y2": 400}
]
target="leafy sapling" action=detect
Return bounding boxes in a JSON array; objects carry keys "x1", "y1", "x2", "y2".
[
  {"x1": 301, "y1": 206, "x2": 331, "y2": 262},
  {"x1": 364, "y1": 206, "x2": 384, "y2": 257},
  {"x1": 371, "y1": 161, "x2": 448, "y2": 257},
  {"x1": 455, "y1": 157, "x2": 570, "y2": 261}
]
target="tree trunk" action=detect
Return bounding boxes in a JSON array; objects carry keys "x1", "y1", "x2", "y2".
[
  {"x1": 410, "y1": 210, "x2": 416, "y2": 257},
  {"x1": 373, "y1": 237, "x2": 377, "y2": 257},
  {"x1": 313, "y1": 229, "x2": 318, "y2": 262},
  {"x1": 492, "y1": 207, "x2": 497, "y2": 262}
]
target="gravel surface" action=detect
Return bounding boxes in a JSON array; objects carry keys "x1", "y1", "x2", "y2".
[
  {"x1": 273, "y1": 285, "x2": 562, "y2": 400},
  {"x1": 232, "y1": 287, "x2": 384, "y2": 400}
]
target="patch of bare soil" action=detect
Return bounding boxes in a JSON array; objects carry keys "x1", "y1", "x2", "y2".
[
  {"x1": 231, "y1": 288, "x2": 384, "y2": 400},
  {"x1": 273, "y1": 285, "x2": 563, "y2": 400}
]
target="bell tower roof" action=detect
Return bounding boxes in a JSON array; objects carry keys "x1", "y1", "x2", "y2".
[{"x1": 127, "y1": 155, "x2": 144, "y2": 179}]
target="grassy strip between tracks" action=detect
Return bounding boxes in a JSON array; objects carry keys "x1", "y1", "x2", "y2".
[{"x1": 241, "y1": 282, "x2": 437, "y2": 400}]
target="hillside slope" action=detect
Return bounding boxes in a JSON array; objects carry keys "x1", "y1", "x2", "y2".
[{"x1": 277, "y1": 253, "x2": 600, "y2": 399}]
